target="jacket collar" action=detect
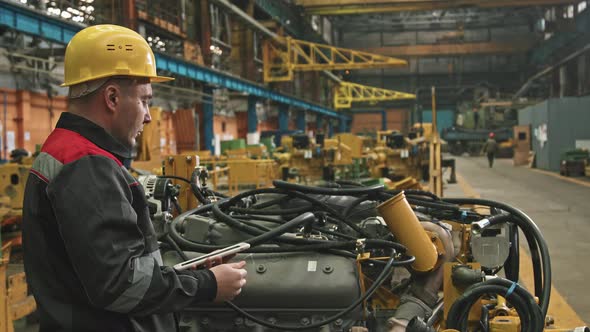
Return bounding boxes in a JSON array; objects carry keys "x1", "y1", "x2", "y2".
[{"x1": 55, "y1": 112, "x2": 132, "y2": 161}]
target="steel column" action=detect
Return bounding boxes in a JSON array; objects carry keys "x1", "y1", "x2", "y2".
[
  {"x1": 339, "y1": 117, "x2": 346, "y2": 133},
  {"x1": 247, "y1": 95, "x2": 258, "y2": 134},
  {"x1": 328, "y1": 120, "x2": 334, "y2": 137},
  {"x1": 203, "y1": 86, "x2": 214, "y2": 153},
  {"x1": 296, "y1": 111, "x2": 306, "y2": 132},
  {"x1": 279, "y1": 104, "x2": 289, "y2": 131},
  {"x1": 316, "y1": 115, "x2": 324, "y2": 133}
]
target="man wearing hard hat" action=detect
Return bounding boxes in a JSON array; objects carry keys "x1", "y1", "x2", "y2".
[
  {"x1": 22, "y1": 25, "x2": 246, "y2": 331},
  {"x1": 483, "y1": 132, "x2": 498, "y2": 168}
]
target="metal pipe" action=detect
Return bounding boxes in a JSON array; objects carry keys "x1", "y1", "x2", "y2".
[
  {"x1": 513, "y1": 42, "x2": 590, "y2": 99},
  {"x1": 377, "y1": 192, "x2": 438, "y2": 272}
]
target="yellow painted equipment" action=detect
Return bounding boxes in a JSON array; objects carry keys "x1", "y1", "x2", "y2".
[
  {"x1": 333, "y1": 133, "x2": 367, "y2": 159},
  {"x1": 0, "y1": 244, "x2": 37, "y2": 332},
  {"x1": 263, "y1": 36, "x2": 407, "y2": 82},
  {"x1": 0, "y1": 156, "x2": 34, "y2": 248},
  {"x1": 429, "y1": 87, "x2": 443, "y2": 197},
  {"x1": 378, "y1": 192, "x2": 438, "y2": 272},
  {"x1": 334, "y1": 81, "x2": 416, "y2": 109}
]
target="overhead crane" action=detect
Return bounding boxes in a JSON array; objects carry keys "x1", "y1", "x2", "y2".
[
  {"x1": 334, "y1": 81, "x2": 416, "y2": 109},
  {"x1": 262, "y1": 36, "x2": 408, "y2": 82}
]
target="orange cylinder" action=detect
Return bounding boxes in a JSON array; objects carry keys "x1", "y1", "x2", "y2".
[{"x1": 377, "y1": 191, "x2": 438, "y2": 272}]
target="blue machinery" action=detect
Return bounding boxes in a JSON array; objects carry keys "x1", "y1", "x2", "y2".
[{"x1": 0, "y1": 0, "x2": 350, "y2": 152}]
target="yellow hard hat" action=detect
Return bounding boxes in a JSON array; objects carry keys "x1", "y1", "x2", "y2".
[{"x1": 61, "y1": 24, "x2": 173, "y2": 87}]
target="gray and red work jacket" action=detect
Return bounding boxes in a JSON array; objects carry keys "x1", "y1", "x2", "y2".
[{"x1": 23, "y1": 112, "x2": 216, "y2": 332}]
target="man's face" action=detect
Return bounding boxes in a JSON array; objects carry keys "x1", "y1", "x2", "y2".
[{"x1": 112, "y1": 81, "x2": 153, "y2": 148}]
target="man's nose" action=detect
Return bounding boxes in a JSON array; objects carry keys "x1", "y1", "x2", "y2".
[{"x1": 144, "y1": 109, "x2": 152, "y2": 124}]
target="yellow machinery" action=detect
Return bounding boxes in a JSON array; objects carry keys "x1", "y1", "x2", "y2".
[
  {"x1": 367, "y1": 130, "x2": 430, "y2": 188},
  {"x1": 262, "y1": 36, "x2": 415, "y2": 109},
  {"x1": 263, "y1": 36, "x2": 407, "y2": 82},
  {"x1": 273, "y1": 134, "x2": 358, "y2": 183},
  {"x1": 0, "y1": 155, "x2": 34, "y2": 248},
  {"x1": 333, "y1": 81, "x2": 416, "y2": 109},
  {"x1": 0, "y1": 243, "x2": 36, "y2": 332}
]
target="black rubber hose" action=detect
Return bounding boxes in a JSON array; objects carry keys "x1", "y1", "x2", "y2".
[
  {"x1": 190, "y1": 168, "x2": 210, "y2": 205},
  {"x1": 205, "y1": 188, "x2": 229, "y2": 199},
  {"x1": 228, "y1": 205, "x2": 313, "y2": 216},
  {"x1": 224, "y1": 252, "x2": 397, "y2": 331},
  {"x1": 249, "y1": 195, "x2": 291, "y2": 209},
  {"x1": 164, "y1": 234, "x2": 189, "y2": 261},
  {"x1": 218, "y1": 187, "x2": 371, "y2": 237},
  {"x1": 273, "y1": 179, "x2": 385, "y2": 196},
  {"x1": 485, "y1": 278, "x2": 543, "y2": 332},
  {"x1": 342, "y1": 195, "x2": 369, "y2": 217},
  {"x1": 442, "y1": 197, "x2": 551, "y2": 319},
  {"x1": 378, "y1": 192, "x2": 460, "y2": 211},
  {"x1": 447, "y1": 284, "x2": 533, "y2": 332},
  {"x1": 471, "y1": 213, "x2": 512, "y2": 234},
  {"x1": 158, "y1": 175, "x2": 191, "y2": 183},
  {"x1": 167, "y1": 199, "x2": 407, "y2": 255},
  {"x1": 444, "y1": 199, "x2": 544, "y2": 297},
  {"x1": 232, "y1": 215, "x2": 358, "y2": 240},
  {"x1": 171, "y1": 197, "x2": 182, "y2": 214},
  {"x1": 214, "y1": 203, "x2": 407, "y2": 251},
  {"x1": 335, "y1": 180, "x2": 364, "y2": 187},
  {"x1": 504, "y1": 223, "x2": 520, "y2": 282}
]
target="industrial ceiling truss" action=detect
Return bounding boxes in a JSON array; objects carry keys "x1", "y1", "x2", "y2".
[
  {"x1": 334, "y1": 81, "x2": 416, "y2": 108},
  {"x1": 331, "y1": 7, "x2": 542, "y2": 32},
  {"x1": 262, "y1": 37, "x2": 407, "y2": 82},
  {"x1": 296, "y1": 0, "x2": 578, "y2": 15}
]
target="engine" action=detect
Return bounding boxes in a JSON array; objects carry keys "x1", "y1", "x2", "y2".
[{"x1": 139, "y1": 175, "x2": 579, "y2": 332}]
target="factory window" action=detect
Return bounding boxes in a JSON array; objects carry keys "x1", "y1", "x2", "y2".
[
  {"x1": 222, "y1": 122, "x2": 226, "y2": 132},
  {"x1": 518, "y1": 132, "x2": 527, "y2": 140}
]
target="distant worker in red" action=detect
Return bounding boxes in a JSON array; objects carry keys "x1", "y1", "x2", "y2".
[{"x1": 483, "y1": 132, "x2": 498, "y2": 168}]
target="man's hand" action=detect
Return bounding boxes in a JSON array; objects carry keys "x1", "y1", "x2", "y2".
[{"x1": 209, "y1": 261, "x2": 247, "y2": 302}]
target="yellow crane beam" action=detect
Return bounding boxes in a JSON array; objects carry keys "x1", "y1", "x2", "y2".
[
  {"x1": 296, "y1": 0, "x2": 577, "y2": 15},
  {"x1": 334, "y1": 82, "x2": 416, "y2": 109},
  {"x1": 361, "y1": 40, "x2": 535, "y2": 56},
  {"x1": 263, "y1": 37, "x2": 407, "y2": 82}
]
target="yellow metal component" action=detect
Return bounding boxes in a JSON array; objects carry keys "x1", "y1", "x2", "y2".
[
  {"x1": 443, "y1": 262, "x2": 482, "y2": 324},
  {"x1": 377, "y1": 192, "x2": 438, "y2": 272},
  {"x1": 164, "y1": 154, "x2": 200, "y2": 212},
  {"x1": 1, "y1": 243, "x2": 37, "y2": 332},
  {"x1": 356, "y1": 255, "x2": 401, "y2": 312},
  {"x1": 263, "y1": 37, "x2": 407, "y2": 82},
  {"x1": 324, "y1": 138, "x2": 353, "y2": 166},
  {"x1": 333, "y1": 133, "x2": 365, "y2": 159},
  {"x1": 489, "y1": 316, "x2": 521, "y2": 332},
  {"x1": 297, "y1": 0, "x2": 579, "y2": 15},
  {"x1": 429, "y1": 87, "x2": 443, "y2": 197},
  {"x1": 334, "y1": 81, "x2": 415, "y2": 109},
  {"x1": 360, "y1": 41, "x2": 535, "y2": 57}
]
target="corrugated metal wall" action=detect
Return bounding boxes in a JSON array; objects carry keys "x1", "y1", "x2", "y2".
[
  {"x1": 519, "y1": 101, "x2": 550, "y2": 170},
  {"x1": 519, "y1": 97, "x2": 590, "y2": 171}
]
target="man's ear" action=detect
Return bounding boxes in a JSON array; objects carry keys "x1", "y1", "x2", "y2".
[{"x1": 104, "y1": 85, "x2": 119, "y2": 111}]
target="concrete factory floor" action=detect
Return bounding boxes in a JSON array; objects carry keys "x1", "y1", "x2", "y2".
[{"x1": 445, "y1": 155, "x2": 589, "y2": 329}]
